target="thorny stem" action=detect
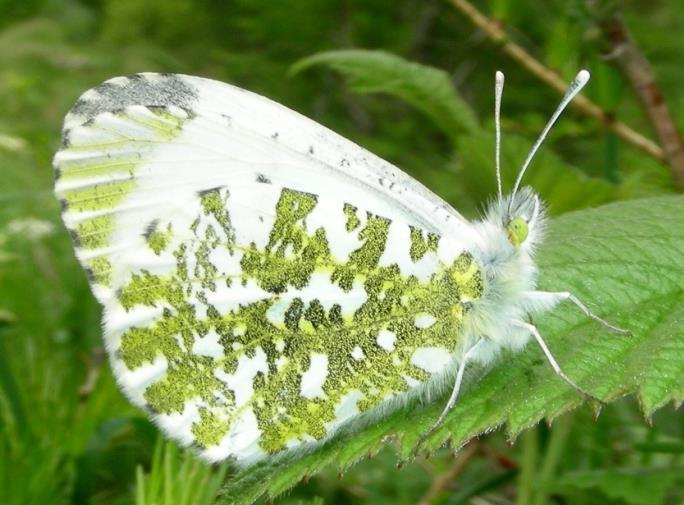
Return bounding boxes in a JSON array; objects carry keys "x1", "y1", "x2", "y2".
[
  {"x1": 593, "y1": 8, "x2": 684, "y2": 188},
  {"x1": 447, "y1": 0, "x2": 667, "y2": 166}
]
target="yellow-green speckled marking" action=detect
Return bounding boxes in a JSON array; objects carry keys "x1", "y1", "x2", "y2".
[
  {"x1": 55, "y1": 106, "x2": 187, "y2": 285},
  {"x1": 118, "y1": 187, "x2": 483, "y2": 453},
  {"x1": 52, "y1": 73, "x2": 497, "y2": 464}
]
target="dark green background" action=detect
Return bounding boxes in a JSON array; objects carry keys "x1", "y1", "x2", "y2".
[{"x1": 1, "y1": 1, "x2": 683, "y2": 504}]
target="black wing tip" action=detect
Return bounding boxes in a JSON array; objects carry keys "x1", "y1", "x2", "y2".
[{"x1": 67, "y1": 73, "x2": 199, "y2": 126}]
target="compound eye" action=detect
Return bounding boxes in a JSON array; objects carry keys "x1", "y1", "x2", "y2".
[{"x1": 506, "y1": 217, "x2": 528, "y2": 246}]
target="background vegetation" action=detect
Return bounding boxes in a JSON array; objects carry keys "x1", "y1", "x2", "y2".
[{"x1": 1, "y1": 0, "x2": 683, "y2": 504}]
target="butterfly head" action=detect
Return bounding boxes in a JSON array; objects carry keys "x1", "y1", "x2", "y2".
[
  {"x1": 506, "y1": 217, "x2": 528, "y2": 246},
  {"x1": 485, "y1": 186, "x2": 545, "y2": 250},
  {"x1": 506, "y1": 187, "x2": 543, "y2": 246},
  {"x1": 490, "y1": 69, "x2": 589, "y2": 250}
]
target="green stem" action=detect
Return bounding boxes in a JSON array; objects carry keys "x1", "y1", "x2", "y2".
[
  {"x1": 516, "y1": 427, "x2": 539, "y2": 505},
  {"x1": 532, "y1": 414, "x2": 574, "y2": 505},
  {"x1": 135, "y1": 465, "x2": 146, "y2": 505},
  {"x1": 0, "y1": 328, "x2": 33, "y2": 442}
]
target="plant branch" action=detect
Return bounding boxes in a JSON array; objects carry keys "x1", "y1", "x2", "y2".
[
  {"x1": 593, "y1": 9, "x2": 684, "y2": 187},
  {"x1": 415, "y1": 441, "x2": 479, "y2": 505},
  {"x1": 78, "y1": 346, "x2": 105, "y2": 403},
  {"x1": 447, "y1": 0, "x2": 666, "y2": 166}
]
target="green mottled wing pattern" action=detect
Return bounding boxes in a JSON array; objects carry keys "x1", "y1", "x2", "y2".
[{"x1": 53, "y1": 73, "x2": 483, "y2": 464}]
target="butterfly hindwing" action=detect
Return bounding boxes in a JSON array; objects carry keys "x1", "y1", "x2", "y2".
[{"x1": 53, "y1": 74, "x2": 483, "y2": 463}]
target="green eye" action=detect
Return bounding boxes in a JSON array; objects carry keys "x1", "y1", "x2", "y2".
[{"x1": 507, "y1": 217, "x2": 528, "y2": 246}]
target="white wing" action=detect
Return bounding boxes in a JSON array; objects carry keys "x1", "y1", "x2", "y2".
[
  {"x1": 60, "y1": 74, "x2": 466, "y2": 233},
  {"x1": 53, "y1": 74, "x2": 480, "y2": 464}
]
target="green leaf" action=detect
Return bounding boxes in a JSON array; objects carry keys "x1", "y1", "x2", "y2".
[
  {"x1": 454, "y1": 130, "x2": 620, "y2": 215},
  {"x1": 135, "y1": 438, "x2": 229, "y2": 505},
  {"x1": 0, "y1": 310, "x2": 16, "y2": 326},
  {"x1": 634, "y1": 441, "x2": 684, "y2": 454},
  {"x1": 290, "y1": 51, "x2": 625, "y2": 218},
  {"x1": 217, "y1": 195, "x2": 684, "y2": 505},
  {"x1": 291, "y1": 49, "x2": 479, "y2": 142},
  {"x1": 549, "y1": 467, "x2": 684, "y2": 505}
]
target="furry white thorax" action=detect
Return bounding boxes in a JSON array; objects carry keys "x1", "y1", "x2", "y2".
[{"x1": 461, "y1": 187, "x2": 548, "y2": 363}]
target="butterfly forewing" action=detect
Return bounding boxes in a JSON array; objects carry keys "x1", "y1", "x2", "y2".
[{"x1": 53, "y1": 74, "x2": 483, "y2": 463}]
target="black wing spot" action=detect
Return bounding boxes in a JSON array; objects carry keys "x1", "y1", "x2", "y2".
[
  {"x1": 147, "y1": 104, "x2": 195, "y2": 120},
  {"x1": 256, "y1": 173, "x2": 271, "y2": 184},
  {"x1": 83, "y1": 267, "x2": 95, "y2": 284},
  {"x1": 271, "y1": 132, "x2": 279, "y2": 139},
  {"x1": 197, "y1": 186, "x2": 223, "y2": 197},
  {"x1": 143, "y1": 402, "x2": 159, "y2": 415},
  {"x1": 60, "y1": 130, "x2": 72, "y2": 148},
  {"x1": 143, "y1": 219, "x2": 159, "y2": 240},
  {"x1": 308, "y1": 145, "x2": 315, "y2": 155},
  {"x1": 114, "y1": 288, "x2": 124, "y2": 303},
  {"x1": 68, "y1": 228, "x2": 81, "y2": 247}
]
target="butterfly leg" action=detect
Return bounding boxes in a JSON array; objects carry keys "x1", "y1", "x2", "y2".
[
  {"x1": 414, "y1": 339, "x2": 484, "y2": 455},
  {"x1": 513, "y1": 320, "x2": 604, "y2": 404},
  {"x1": 524, "y1": 291, "x2": 631, "y2": 335}
]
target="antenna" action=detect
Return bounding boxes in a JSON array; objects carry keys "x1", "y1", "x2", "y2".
[
  {"x1": 495, "y1": 71, "x2": 504, "y2": 200},
  {"x1": 508, "y1": 70, "x2": 591, "y2": 212}
]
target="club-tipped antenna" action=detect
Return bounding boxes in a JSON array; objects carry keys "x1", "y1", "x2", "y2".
[
  {"x1": 495, "y1": 71, "x2": 504, "y2": 200},
  {"x1": 508, "y1": 70, "x2": 591, "y2": 213}
]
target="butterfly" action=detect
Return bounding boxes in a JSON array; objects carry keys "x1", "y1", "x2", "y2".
[{"x1": 53, "y1": 70, "x2": 627, "y2": 466}]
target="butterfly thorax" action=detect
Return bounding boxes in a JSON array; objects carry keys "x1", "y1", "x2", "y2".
[{"x1": 459, "y1": 188, "x2": 547, "y2": 352}]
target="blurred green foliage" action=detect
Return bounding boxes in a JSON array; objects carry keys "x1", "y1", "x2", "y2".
[{"x1": 1, "y1": 0, "x2": 683, "y2": 504}]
